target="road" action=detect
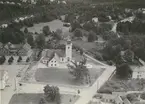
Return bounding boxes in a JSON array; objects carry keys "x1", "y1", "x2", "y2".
[{"x1": 74, "y1": 66, "x2": 115, "y2": 104}]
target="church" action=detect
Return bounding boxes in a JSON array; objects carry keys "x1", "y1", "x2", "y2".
[{"x1": 41, "y1": 39, "x2": 76, "y2": 67}]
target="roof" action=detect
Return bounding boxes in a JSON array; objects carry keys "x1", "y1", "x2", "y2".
[
  {"x1": 123, "y1": 98, "x2": 131, "y2": 104},
  {"x1": 45, "y1": 49, "x2": 65, "y2": 58},
  {"x1": 0, "y1": 70, "x2": 7, "y2": 80}
]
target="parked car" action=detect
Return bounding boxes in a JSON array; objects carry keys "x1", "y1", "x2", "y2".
[{"x1": 63, "y1": 23, "x2": 70, "y2": 27}]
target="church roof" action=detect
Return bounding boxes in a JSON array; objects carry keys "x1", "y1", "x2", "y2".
[{"x1": 45, "y1": 49, "x2": 65, "y2": 58}]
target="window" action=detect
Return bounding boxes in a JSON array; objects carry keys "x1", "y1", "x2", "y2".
[
  {"x1": 55, "y1": 64, "x2": 56, "y2": 66},
  {"x1": 55, "y1": 61, "x2": 56, "y2": 63},
  {"x1": 51, "y1": 64, "x2": 53, "y2": 66},
  {"x1": 62, "y1": 58, "x2": 64, "y2": 61},
  {"x1": 51, "y1": 61, "x2": 53, "y2": 62},
  {"x1": 67, "y1": 57, "x2": 70, "y2": 61},
  {"x1": 68, "y1": 47, "x2": 70, "y2": 49}
]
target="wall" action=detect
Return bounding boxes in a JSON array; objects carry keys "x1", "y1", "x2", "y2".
[
  {"x1": 48, "y1": 58, "x2": 59, "y2": 67},
  {"x1": 132, "y1": 71, "x2": 145, "y2": 79}
]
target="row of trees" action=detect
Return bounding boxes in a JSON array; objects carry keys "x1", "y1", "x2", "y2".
[
  {"x1": 3, "y1": 56, "x2": 30, "y2": 65},
  {"x1": 117, "y1": 18, "x2": 145, "y2": 34}
]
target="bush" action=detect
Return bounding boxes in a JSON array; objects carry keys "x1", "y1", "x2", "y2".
[{"x1": 98, "y1": 88, "x2": 112, "y2": 94}]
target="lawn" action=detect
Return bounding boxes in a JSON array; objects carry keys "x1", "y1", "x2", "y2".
[
  {"x1": 35, "y1": 65, "x2": 105, "y2": 87},
  {"x1": 21, "y1": 19, "x2": 69, "y2": 33},
  {"x1": 9, "y1": 93, "x2": 79, "y2": 104}
]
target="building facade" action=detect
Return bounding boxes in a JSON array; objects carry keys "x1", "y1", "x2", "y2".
[
  {"x1": 41, "y1": 39, "x2": 73, "y2": 67},
  {"x1": 132, "y1": 66, "x2": 145, "y2": 79}
]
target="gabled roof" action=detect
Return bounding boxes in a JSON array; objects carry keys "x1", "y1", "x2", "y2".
[{"x1": 45, "y1": 49, "x2": 65, "y2": 58}]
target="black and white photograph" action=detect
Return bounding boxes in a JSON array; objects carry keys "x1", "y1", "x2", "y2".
[{"x1": 0, "y1": 0, "x2": 145, "y2": 104}]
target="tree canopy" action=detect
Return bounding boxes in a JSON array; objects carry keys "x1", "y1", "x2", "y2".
[{"x1": 0, "y1": 27, "x2": 25, "y2": 44}]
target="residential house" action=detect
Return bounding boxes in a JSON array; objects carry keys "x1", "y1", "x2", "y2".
[
  {"x1": 132, "y1": 66, "x2": 145, "y2": 79},
  {"x1": 101, "y1": 94, "x2": 124, "y2": 104},
  {"x1": 0, "y1": 42, "x2": 31, "y2": 56},
  {"x1": 0, "y1": 70, "x2": 9, "y2": 90}
]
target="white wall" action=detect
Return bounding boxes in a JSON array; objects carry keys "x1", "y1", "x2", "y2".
[
  {"x1": 65, "y1": 42, "x2": 72, "y2": 61},
  {"x1": 48, "y1": 58, "x2": 59, "y2": 67},
  {"x1": 132, "y1": 71, "x2": 145, "y2": 79}
]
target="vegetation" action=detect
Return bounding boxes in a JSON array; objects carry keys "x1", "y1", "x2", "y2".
[
  {"x1": 8, "y1": 56, "x2": 14, "y2": 64},
  {"x1": 141, "y1": 92, "x2": 145, "y2": 100},
  {"x1": 42, "y1": 26, "x2": 51, "y2": 36},
  {"x1": 67, "y1": 57, "x2": 90, "y2": 84},
  {"x1": 17, "y1": 56, "x2": 22, "y2": 62},
  {"x1": 43, "y1": 85, "x2": 61, "y2": 104},
  {"x1": 0, "y1": 27, "x2": 25, "y2": 44},
  {"x1": 116, "y1": 63, "x2": 132, "y2": 79},
  {"x1": 0, "y1": 56, "x2": 6, "y2": 65}
]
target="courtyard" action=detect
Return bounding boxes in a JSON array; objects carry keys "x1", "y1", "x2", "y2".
[
  {"x1": 9, "y1": 93, "x2": 79, "y2": 104},
  {"x1": 35, "y1": 57, "x2": 105, "y2": 87}
]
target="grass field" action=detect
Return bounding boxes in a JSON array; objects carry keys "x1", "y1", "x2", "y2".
[
  {"x1": 35, "y1": 58, "x2": 105, "y2": 87},
  {"x1": 9, "y1": 93, "x2": 79, "y2": 104},
  {"x1": 21, "y1": 19, "x2": 69, "y2": 34}
]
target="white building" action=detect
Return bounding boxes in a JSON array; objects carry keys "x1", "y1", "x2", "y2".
[
  {"x1": 132, "y1": 66, "x2": 145, "y2": 79},
  {"x1": 101, "y1": 94, "x2": 124, "y2": 104},
  {"x1": 41, "y1": 39, "x2": 73, "y2": 67},
  {"x1": 0, "y1": 70, "x2": 9, "y2": 90}
]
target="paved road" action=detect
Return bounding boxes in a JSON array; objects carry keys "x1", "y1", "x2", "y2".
[
  {"x1": 74, "y1": 66, "x2": 115, "y2": 104},
  {"x1": 17, "y1": 83, "x2": 85, "y2": 95}
]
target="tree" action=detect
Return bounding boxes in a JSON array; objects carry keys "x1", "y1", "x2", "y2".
[
  {"x1": 88, "y1": 31, "x2": 97, "y2": 42},
  {"x1": 27, "y1": 34, "x2": 34, "y2": 47},
  {"x1": 43, "y1": 85, "x2": 61, "y2": 104},
  {"x1": 35, "y1": 34, "x2": 45, "y2": 49},
  {"x1": 55, "y1": 29, "x2": 63, "y2": 36},
  {"x1": 123, "y1": 49, "x2": 134, "y2": 62},
  {"x1": 42, "y1": 26, "x2": 51, "y2": 36},
  {"x1": 141, "y1": 92, "x2": 145, "y2": 100},
  {"x1": 26, "y1": 57, "x2": 30, "y2": 62},
  {"x1": 0, "y1": 27, "x2": 25, "y2": 44},
  {"x1": 116, "y1": 63, "x2": 132, "y2": 79},
  {"x1": 71, "y1": 21, "x2": 81, "y2": 32},
  {"x1": 17, "y1": 56, "x2": 22, "y2": 62},
  {"x1": 0, "y1": 56, "x2": 6, "y2": 65},
  {"x1": 74, "y1": 28, "x2": 83, "y2": 37},
  {"x1": 52, "y1": 31, "x2": 62, "y2": 40},
  {"x1": 39, "y1": 98, "x2": 46, "y2": 104},
  {"x1": 24, "y1": 27, "x2": 28, "y2": 34},
  {"x1": 8, "y1": 57, "x2": 14, "y2": 64},
  {"x1": 127, "y1": 94, "x2": 138, "y2": 102},
  {"x1": 67, "y1": 60, "x2": 90, "y2": 84}
]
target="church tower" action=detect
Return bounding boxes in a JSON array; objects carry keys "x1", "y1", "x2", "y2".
[{"x1": 65, "y1": 38, "x2": 72, "y2": 62}]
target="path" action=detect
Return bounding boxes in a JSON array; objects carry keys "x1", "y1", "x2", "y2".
[{"x1": 74, "y1": 66, "x2": 115, "y2": 104}]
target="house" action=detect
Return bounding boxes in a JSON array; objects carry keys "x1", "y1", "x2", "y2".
[
  {"x1": 41, "y1": 39, "x2": 84, "y2": 67},
  {"x1": 132, "y1": 66, "x2": 145, "y2": 79},
  {"x1": 1, "y1": 24, "x2": 8, "y2": 28},
  {"x1": 101, "y1": 94, "x2": 124, "y2": 104},
  {"x1": 92, "y1": 17, "x2": 98, "y2": 23},
  {"x1": 41, "y1": 39, "x2": 72, "y2": 67},
  {"x1": 0, "y1": 70, "x2": 9, "y2": 90},
  {"x1": 0, "y1": 42, "x2": 31, "y2": 56}
]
